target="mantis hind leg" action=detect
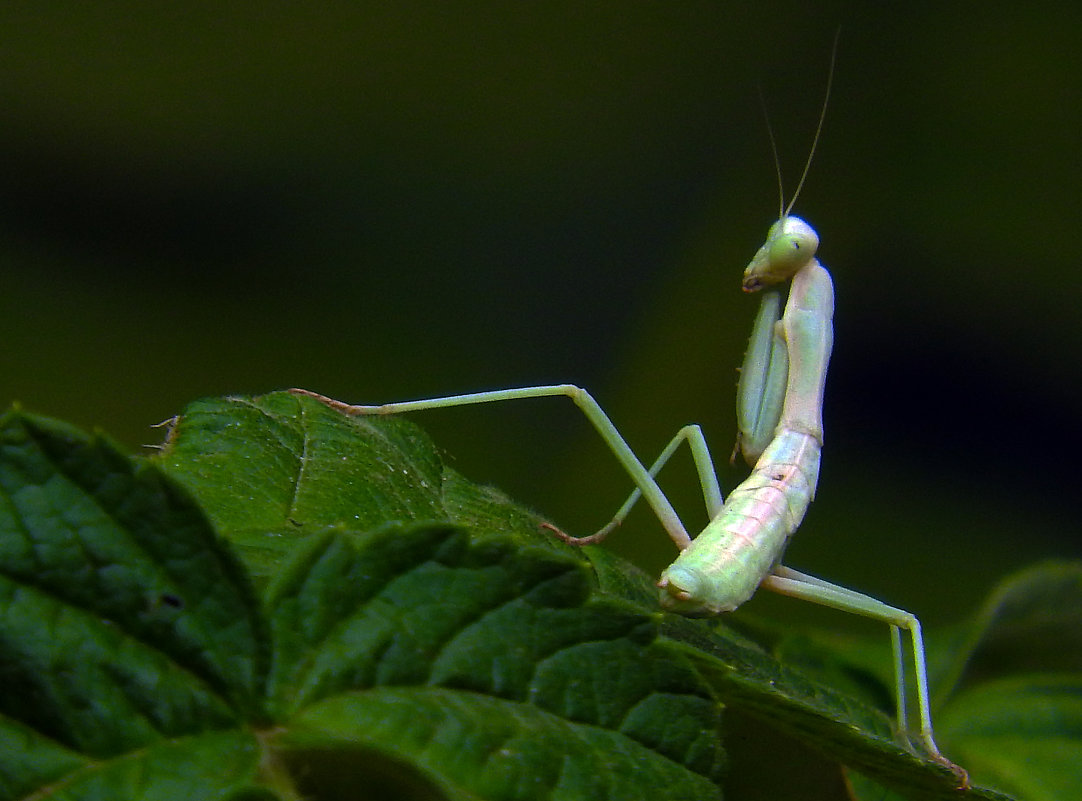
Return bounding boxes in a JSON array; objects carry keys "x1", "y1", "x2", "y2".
[
  {"x1": 760, "y1": 565, "x2": 969, "y2": 788},
  {"x1": 290, "y1": 385, "x2": 721, "y2": 551}
]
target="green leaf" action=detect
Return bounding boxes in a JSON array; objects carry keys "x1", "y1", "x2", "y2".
[
  {"x1": 943, "y1": 561, "x2": 1082, "y2": 689},
  {"x1": 0, "y1": 408, "x2": 268, "y2": 723},
  {"x1": 0, "y1": 407, "x2": 268, "y2": 799},
  {"x1": 939, "y1": 675, "x2": 1082, "y2": 801},
  {"x1": 932, "y1": 563, "x2": 1082, "y2": 801},
  {"x1": 156, "y1": 393, "x2": 999, "y2": 799},
  {"x1": 6, "y1": 392, "x2": 1070, "y2": 800}
]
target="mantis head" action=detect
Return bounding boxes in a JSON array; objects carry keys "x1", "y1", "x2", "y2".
[{"x1": 741, "y1": 215, "x2": 819, "y2": 292}]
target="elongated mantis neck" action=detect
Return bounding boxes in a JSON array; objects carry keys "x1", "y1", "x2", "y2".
[{"x1": 776, "y1": 258, "x2": 833, "y2": 443}]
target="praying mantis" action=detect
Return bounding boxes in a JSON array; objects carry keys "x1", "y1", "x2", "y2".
[{"x1": 291, "y1": 51, "x2": 969, "y2": 789}]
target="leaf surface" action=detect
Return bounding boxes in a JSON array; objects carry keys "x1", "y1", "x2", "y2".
[{"x1": 5, "y1": 393, "x2": 1071, "y2": 799}]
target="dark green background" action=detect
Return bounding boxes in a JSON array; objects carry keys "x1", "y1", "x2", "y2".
[{"x1": 2, "y1": 2, "x2": 1078, "y2": 633}]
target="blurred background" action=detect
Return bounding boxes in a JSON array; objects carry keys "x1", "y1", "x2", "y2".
[{"x1": 2, "y1": 2, "x2": 1079, "y2": 635}]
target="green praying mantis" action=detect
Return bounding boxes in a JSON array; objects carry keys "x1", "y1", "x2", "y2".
[{"x1": 292, "y1": 55, "x2": 970, "y2": 789}]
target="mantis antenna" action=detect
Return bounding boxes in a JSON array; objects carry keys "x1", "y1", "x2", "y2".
[{"x1": 764, "y1": 28, "x2": 840, "y2": 221}]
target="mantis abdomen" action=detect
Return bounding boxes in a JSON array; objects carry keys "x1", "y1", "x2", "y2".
[{"x1": 658, "y1": 428, "x2": 821, "y2": 614}]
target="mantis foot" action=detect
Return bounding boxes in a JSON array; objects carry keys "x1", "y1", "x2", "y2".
[
  {"x1": 933, "y1": 754, "x2": 970, "y2": 791},
  {"x1": 540, "y1": 520, "x2": 618, "y2": 546}
]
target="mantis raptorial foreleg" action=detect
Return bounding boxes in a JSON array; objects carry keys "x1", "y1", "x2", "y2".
[{"x1": 734, "y1": 286, "x2": 788, "y2": 464}]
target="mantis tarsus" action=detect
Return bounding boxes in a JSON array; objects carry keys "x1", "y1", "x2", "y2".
[{"x1": 291, "y1": 52, "x2": 969, "y2": 790}]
